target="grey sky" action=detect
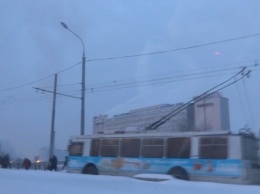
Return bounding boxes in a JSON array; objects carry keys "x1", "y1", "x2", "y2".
[{"x1": 1, "y1": 0, "x2": 260, "y2": 159}]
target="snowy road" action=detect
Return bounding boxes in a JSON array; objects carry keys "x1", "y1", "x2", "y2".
[{"x1": 0, "y1": 169, "x2": 260, "y2": 194}]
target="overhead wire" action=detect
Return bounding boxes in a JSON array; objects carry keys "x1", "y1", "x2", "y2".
[
  {"x1": 86, "y1": 72, "x2": 238, "y2": 94},
  {"x1": 87, "y1": 32, "x2": 260, "y2": 62},
  {"x1": 242, "y1": 73, "x2": 255, "y2": 129},
  {"x1": 235, "y1": 76, "x2": 248, "y2": 126},
  {"x1": 1, "y1": 32, "x2": 260, "y2": 93},
  {"x1": 1, "y1": 30, "x2": 260, "y2": 104},
  {"x1": 145, "y1": 68, "x2": 250, "y2": 131},
  {"x1": 0, "y1": 74, "x2": 54, "y2": 93},
  {"x1": 85, "y1": 67, "x2": 241, "y2": 93},
  {"x1": 0, "y1": 62, "x2": 81, "y2": 93},
  {"x1": 35, "y1": 66, "x2": 240, "y2": 96},
  {"x1": 1, "y1": 64, "x2": 258, "y2": 104}
]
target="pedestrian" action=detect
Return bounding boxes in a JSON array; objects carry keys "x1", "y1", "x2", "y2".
[
  {"x1": 47, "y1": 157, "x2": 52, "y2": 171},
  {"x1": 62, "y1": 156, "x2": 68, "y2": 170},
  {"x1": 22, "y1": 158, "x2": 32, "y2": 170},
  {"x1": 1, "y1": 154, "x2": 10, "y2": 169},
  {"x1": 47, "y1": 155, "x2": 58, "y2": 171},
  {"x1": 52, "y1": 155, "x2": 57, "y2": 171}
]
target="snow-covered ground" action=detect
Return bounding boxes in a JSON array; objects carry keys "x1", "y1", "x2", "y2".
[{"x1": 0, "y1": 169, "x2": 260, "y2": 194}]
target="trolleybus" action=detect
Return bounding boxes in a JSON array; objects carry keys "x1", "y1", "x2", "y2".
[{"x1": 66, "y1": 130, "x2": 260, "y2": 184}]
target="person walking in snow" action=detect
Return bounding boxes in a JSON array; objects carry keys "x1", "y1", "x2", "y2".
[
  {"x1": 22, "y1": 158, "x2": 32, "y2": 170},
  {"x1": 47, "y1": 155, "x2": 58, "y2": 171},
  {"x1": 52, "y1": 155, "x2": 57, "y2": 171},
  {"x1": 1, "y1": 154, "x2": 10, "y2": 169},
  {"x1": 62, "y1": 156, "x2": 68, "y2": 170}
]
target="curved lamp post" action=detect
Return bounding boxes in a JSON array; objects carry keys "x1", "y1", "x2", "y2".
[{"x1": 60, "y1": 22, "x2": 85, "y2": 135}]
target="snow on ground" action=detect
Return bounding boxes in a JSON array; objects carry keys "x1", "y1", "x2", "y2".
[{"x1": 0, "y1": 169, "x2": 260, "y2": 194}]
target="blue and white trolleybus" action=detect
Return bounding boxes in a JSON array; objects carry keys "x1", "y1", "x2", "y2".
[{"x1": 67, "y1": 130, "x2": 260, "y2": 184}]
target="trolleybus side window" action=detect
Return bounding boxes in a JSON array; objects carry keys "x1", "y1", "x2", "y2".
[
  {"x1": 199, "y1": 137, "x2": 227, "y2": 159},
  {"x1": 68, "y1": 142, "x2": 83, "y2": 156},
  {"x1": 120, "y1": 139, "x2": 141, "y2": 157},
  {"x1": 166, "y1": 138, "x2": 191, "y2": 158},
  {"x1": 100, "y1": 139, "x2": 119, "y2": 157},
  {"x1": 141, "y1": 138, "x2": 164, "y2": 158},
  {"x1": 90, "y1": 139, "x2": 101, "y2": 156}
]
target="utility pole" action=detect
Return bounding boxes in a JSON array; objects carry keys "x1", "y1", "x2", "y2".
[
  {"x1": 33, "y1": 74, "x2": 81, "y2": 158},
  {"x1": 81, "y1": 52, "x2": 86, "y2": 135},
  {"x1": 50, "y1": 74, "x2": 57, "y2": 158}
]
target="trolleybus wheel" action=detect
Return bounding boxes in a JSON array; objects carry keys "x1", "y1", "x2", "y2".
[
  {"x1": 168, "y1": 167, "x2": 189, "y2": 180},
  {"x1": 83, "y1": 165, "x2": 98, "y2": 175}
]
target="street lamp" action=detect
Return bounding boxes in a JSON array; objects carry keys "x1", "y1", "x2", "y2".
[{"x1": 60, "y1": 22, "x2": 86, "y2": 135}]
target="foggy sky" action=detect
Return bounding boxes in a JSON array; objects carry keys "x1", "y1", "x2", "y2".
[{"x1": 1, "y1": 0, "x2": 260, "y2": 160}]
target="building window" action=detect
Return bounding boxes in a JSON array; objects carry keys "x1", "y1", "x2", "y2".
[
  {"x1": 199, "y1": 137, "x2": 227, "y2": 159},
  {"x1": 141, "y1": 138, "x2": 164, "y2": 158},
  {"x1": 166, "y1": 138, "x2": 190, "y2": 158},
  {"x1": 100, "y1": 139, "x2": 119, "y2": 157},
  {"x1": 120, "y1": 139, "x2": 141, "y2": 157}
]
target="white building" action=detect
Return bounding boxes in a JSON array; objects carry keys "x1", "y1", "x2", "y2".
[
  {"x1": 93, "y1": 93, "x2": 230, "y2": 134},
  {"x1": 193, "y1": 92, "x2": 230, "y2": 131},
  {"x1": 93, "y1": 103, "x2": 194, "y2": 134}
]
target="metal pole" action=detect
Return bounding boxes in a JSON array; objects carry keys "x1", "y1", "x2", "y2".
[
  {"x1": 81, "y1": 53, "x2": 85, "y2": 135},
  {"x1": 49, "y1": 73, "x2": 57, "y2": 158},
  {"x1": 60, "y1": 22, "x2": 85, "y2": 135}
]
